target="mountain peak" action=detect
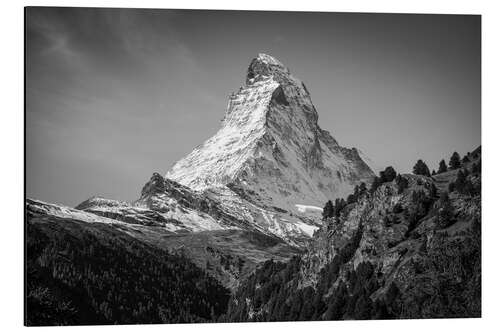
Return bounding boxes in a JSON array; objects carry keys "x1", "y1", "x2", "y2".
[
  {"x1": 255, "y1": 53, "x2": 283, "y2": 66},
  {"x1": 167, "y1": 54, "x2": 375, "y2": 213},
  {"x1": 246, "y1": 53, "x2": 290, "y2": 85}
]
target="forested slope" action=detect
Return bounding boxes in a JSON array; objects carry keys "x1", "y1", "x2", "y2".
[{"x1": 26, "y1": 214, "x2": 230, "y2": 325}]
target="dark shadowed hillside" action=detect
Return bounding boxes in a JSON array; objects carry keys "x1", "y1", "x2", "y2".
[{"x1": 26, "y1": 214, "x2": 230, "y2": 326}]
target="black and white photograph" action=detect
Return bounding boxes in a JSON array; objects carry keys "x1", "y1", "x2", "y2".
[{"x1": 23, "y1": 5, "x2": 483, "y2": 327}]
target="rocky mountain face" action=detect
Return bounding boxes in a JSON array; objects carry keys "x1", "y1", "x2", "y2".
[
  {"x1": 225, "y1": 151, "x2": 481, "y2": 321},
  {"x1": 167, "y1": 53, "x2": 374, "y2": 216}
]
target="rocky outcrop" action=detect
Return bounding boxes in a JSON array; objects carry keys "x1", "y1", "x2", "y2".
[
  {"x1": 135, "y1": 173, "x2": 248, "y2": 230},
  {"x1": 73, "y1": 180, "x2": 230, "y2": 233},
  {"x1": 226, "y1": 153, "x2": 481, "y2": 320}
]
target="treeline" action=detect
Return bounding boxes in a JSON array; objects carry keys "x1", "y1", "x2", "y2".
[
  {"x1": 26, "y1": 217, "x2": 230, "y2": 326},
  {"x1": 448, "y1": 167, "x2": 481, "y2": 196},
  {"x1": 322, "y1": 166, "x2": 409, "y2": 220},
  {"x1": 434, "y1": 149, "x2": 481, "y2": 175},
  {"x1": 322, "y1": 146, "x2": 481, "y2": 221},
  {"x1": 410, "y1": 149, "x2": 480, "y2": 177},
  {"x1": 435, "y1": 148, "x2": 481, "y2": 198},
  {"x1": 323, "y1": 147, "x2": 481, "y2": 234}
]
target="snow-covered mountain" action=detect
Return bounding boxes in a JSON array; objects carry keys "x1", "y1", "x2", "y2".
[
  {"x1": 167, "y1": 54, "x2": 374, "y2": 215},
  {"x1": 27, "y1": 54, "x2": 376, "y2": 251}
]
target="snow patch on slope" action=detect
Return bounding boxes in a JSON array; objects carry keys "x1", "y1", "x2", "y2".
[
  {"x1": 161, "y1": 206, "x2": 227, "y2": 232},
  {"x1": 295, "y1": 204, "x2": 323, "y2": 214},
  {"x1": 27, "y1": 199, "x2": 122, "y2": 224}
]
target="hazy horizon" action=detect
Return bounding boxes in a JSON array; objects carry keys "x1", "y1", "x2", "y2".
[{"x1": 26, "y1": 8, "x2": 481, "y2": 207}]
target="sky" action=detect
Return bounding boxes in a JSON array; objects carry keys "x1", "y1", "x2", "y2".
[{"x1": 26, "y1": 8, "x2": 481, "y2": 207}]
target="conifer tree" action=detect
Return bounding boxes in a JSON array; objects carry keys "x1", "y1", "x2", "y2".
[
  {"x1": 370, "y1": 177, "x2": 382, "y2": 194},
  {"x1": 449, "y1": 152, "x2": 461, "y2": 170},
  {"x1": 438, "y1": 159, "x2": 448, "y2": 174},
  {"x1": 436, "y1": 192, "x2": 454, "y2": 229},
  {"x1": 395, "y1": 174, "x2": 409, "y2": 194},
  {"x1": 334, "y1": 198, "x2": 347, "y2": 218},
  {"x1": 347, "y1": 194, "x2": 356, "y2": 205},
  {"x1": 472, "y1": 162, "x2": 481, "y2": 174},
  {"x1": 353, "y1": 185, "x2": 360, "y2": 198},
  {"x1": 322, "y1": 200, "x2": 334, "y2": 220},
  {"x1": 413, "y1": 160, "x2": 431, "y2": 177},
  {"x1": 454, "y1": 169, "x2": 466, "y2": 193},
  {"x1": 359, "y1": 182, "x2": 367, "y2": 196},
  {"x1": 429, "y1": 183, "x2": 438, "y2": 199},
  {"x1": 380, "y1": 166, "x2": 397, "y2": 183}
]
